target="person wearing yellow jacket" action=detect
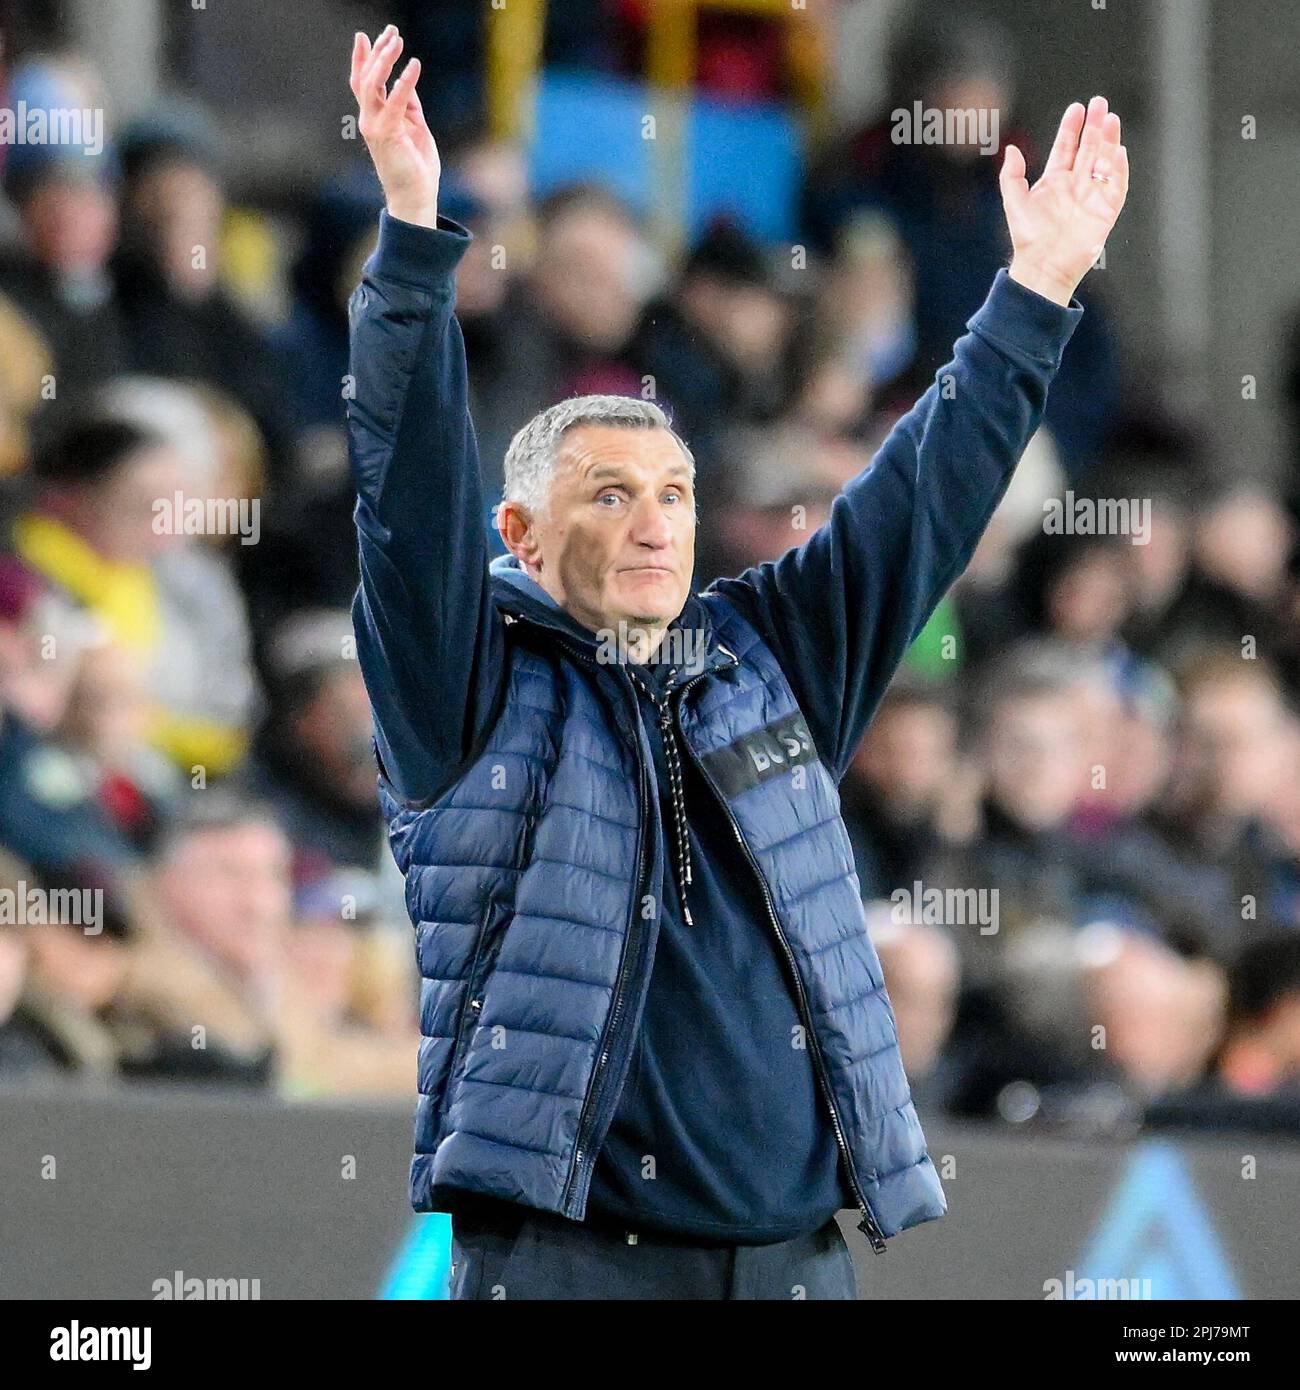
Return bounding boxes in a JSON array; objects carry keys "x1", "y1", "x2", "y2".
[{"x1": 12, "y1": 410, "x2": 255, "y2": 776}]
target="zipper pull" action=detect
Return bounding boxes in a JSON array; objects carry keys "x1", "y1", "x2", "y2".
[{"x1": 857, "y1": 1209, "x2": 887, "y2": 1255}]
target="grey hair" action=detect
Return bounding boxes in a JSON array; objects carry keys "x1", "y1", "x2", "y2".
[{"x1": 501, "y1": 394, "x2": 695, "y2": 516}]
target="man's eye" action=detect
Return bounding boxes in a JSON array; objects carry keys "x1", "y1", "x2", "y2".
[{"x1": 596, "y1": 492, "x2": 622, "y2": 506}]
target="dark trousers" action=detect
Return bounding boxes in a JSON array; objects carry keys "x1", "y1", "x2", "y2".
[{"x1": 448, "y1": 1204, "x2": 859, "y2": 1300}]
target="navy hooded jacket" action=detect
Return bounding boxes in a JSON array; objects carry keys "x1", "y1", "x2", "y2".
[{"x1": 347, "y1": 211, "x2": 1081, "y2": 1246}]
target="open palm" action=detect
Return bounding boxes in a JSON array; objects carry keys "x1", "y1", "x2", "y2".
[{"x1": 1001, "y1": 96, "x2": 1129, "y2": 305}]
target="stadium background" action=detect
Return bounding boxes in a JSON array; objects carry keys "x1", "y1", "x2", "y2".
[{"x1": 1, "y1": 0, "x2": 1299, "y2": 1300}]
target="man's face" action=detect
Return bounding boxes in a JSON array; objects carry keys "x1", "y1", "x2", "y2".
[
  {"x1": 129, "y1": 159, "x2": 224, "y2": 297},
  {"x1": 534, "y1": 210, "x2": 645, "y2": 352},
  {"x1": 1184, "y1": 676, "x2": 1290, "y2": 818},
  {"x1": 157, "y1": 821, "x2": 293, "y2": 980},
  {"x1": 856, "y1": 700, "x2": 956, "y2": 815},
  {"x1": 290, "y1": 667, "x2": 380, "y2": 808},
  {"x1": 59, "y1": 443, "x2": 188, "y2": 563},
  {"x1": 22, "y1": 175, "x2": 118, "y2": 277},
  {"x1": 986, "y1": 692, "x2": 1085, "y2": 830},
  {"x1": 505, "y1": 425, "x2": 695, "y2": 641}
]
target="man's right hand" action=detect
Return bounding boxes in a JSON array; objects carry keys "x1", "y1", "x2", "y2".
[{"x1": 349, "y1": 25, "x2": 441, "y2": 229}]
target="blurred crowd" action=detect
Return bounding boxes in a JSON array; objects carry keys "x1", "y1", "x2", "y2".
[{"x1": 0, "y1": 12, "x2": 1299, "y2": 1138}]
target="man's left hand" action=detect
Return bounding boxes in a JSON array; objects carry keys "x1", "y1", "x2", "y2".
[{"x1": 1001, "y1": 95, "x2": 1129, "y2": 306}]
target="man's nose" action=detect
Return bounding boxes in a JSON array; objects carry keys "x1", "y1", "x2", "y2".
[{"x1": 629, "y1": 496, "x2": 673, "y2": 547}]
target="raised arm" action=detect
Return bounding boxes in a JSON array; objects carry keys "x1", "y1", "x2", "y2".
[
  {"x1": 346, "y1": 27, "x2": 505, "y2": 803},
  {"x1": 711, "y1": 97, "x2": 1129, "y2": 781}
]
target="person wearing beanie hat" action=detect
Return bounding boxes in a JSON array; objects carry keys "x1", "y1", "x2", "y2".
[{"x1": 107, "y1": 103, "x2": 295, "y2": 492}]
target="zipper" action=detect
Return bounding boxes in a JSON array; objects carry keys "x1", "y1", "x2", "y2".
[
  {"x1": 496, "y1": 609, "x2": 881, "y2": 1242},
  {"x1": 446, "y1": 900, "x2": 494, "y2": 1093},
  {"x1": 630, "y1": 665, "x2": 695, "y2": 926},
  {"x1": 524, "y1": 623, "x2": 651, "y2": 1220},
  {"x1": 670, "y1": 674, "x2": 889, "y2": 1254},
  {"x1": 563, "y1": 716, "x2": 648, "y2": 1217}
]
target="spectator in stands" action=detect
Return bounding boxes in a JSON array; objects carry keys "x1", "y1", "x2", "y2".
[
  {"x1": 447, "y1": 131, "x2": 531, "y2": 266},
  {"x1": 869, "y1": 912, "x2": 961, "y2": 1108},
  {"x1": 1254, "y1": 724, "x2": 1300, "y2": 927},
  {"x1": 0, "y1": 849, "x2": 68, "y2": 1077},
  {"x1": 109, "y1": 107, "x2": 292, "y2": 489},
  {"x1": 276, "y1": 870, "x2": 415, "y2": 1096},
  {"x1": 0, "y1": 58, "x2": 128, "y2": 400},
  {"x1": 792, "y1": 210, "x2": 919, "y2": 437},
  {"x1": 800, "y1": 15, "x2": 1121, "y2": 476},
  {"x1": 1078, "y1": 926, "x2": 1226, "y2": 1101},
  {"x1": 144, "y1": 792, "x2": 410, "y2": 1094},
  {"x1": 53, "y1": 637, "x2": 181, "y2": 855},
  {"x1": 930, "y1": 645, "x2": 1230, "y2": 960},
  {"x1": 239, "y1": 609, "x2": 384, "y2": 887},
  {"x1": 942, "y1": 923, "x2": 1223, "y2": 1125},
  {"x1": 1155, "y1": 485, "x2": 1299, "y2": 685},
  {"x1": 927, "y1": 666, "x2": 1091, "y2": 973},
  {"x1": 627, "y1": 217, "x2": 794, "y2": 489},
  {"x1": 1147, "y1": 933, "x2": 1300, "y2": 1134},
  {"x1": 0, "y1": 557, "x2": 95, "y2": 731},
  {"x1": 12, "y1": 898, "x2": 132, "y2": 1081},
  {"x1": 469, "y1": 184, "x2": 651, "y2": 496},
  {"x1": 1039, "y1": 533, "x2": 1135, "y2": 650},
  {"x1": 0, "y1": 560, "x2": 139, "y2": 906},
  {"x1": 841, "y1": 682, "x2": 958, "y2": 899},
  {"x1": 707, "y1": 419, "x2": 858, "y2": 583},
  {"x1": 1114, "y1": 473, "x2": 1194, "y2": 659},
  {"x1": 1070, "y1": 660, "x2": 1178, "y2": 833},
  {"x1": 0, "y1": 298, "x2": 54, "y2": 478},
  {"x1": 9, "y1": 406, "x2": 256, "y2": 775},
  {"x1": 95, "y1": 377, "x2": 261, "y2": 773},
  {"x1": 1145, "y1": 654, "x2": 1299, "y2": 947},
  {"x1": 1209, "y1": 934, "x2": 1300, "y2": 1096},
  {"x1": 132, "y1": 795, "x2": 288, "y2": 1084}
]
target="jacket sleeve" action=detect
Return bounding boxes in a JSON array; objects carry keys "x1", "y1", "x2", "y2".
[
  {"x1": 346, "y1": 210, "x2": 506, "y2": 804},
  {"x1": 709, "y1": 269, "x2": 1083, "y2": 783}
]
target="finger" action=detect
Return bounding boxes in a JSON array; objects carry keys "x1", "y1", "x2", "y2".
[
  {"x1": 1072, "y1": 94, "x2": 1110, "y2": 181},
  {"x1": 1090, "y1": 142, "x2": 1129, "y2": 214},
  {"x1": 1091, "y1": 122, "x2": 1125, "y2": 184},
  {"x1": 1043, "y1": 102, "x2": 1086, "y2": 177},
  {"x1": 359, "y1": 23, "x2": 395, "y2": 84},
  {"x1": 356, "y1": 28, "x2": 396, "y2": 118},
  {"x1": 403, "y1": 69, "x2": 430, "y2": 130},
  {"x1": 349, "y1": 31, "x2": 371, "y2": 95},
  {"x1": 1109, "y1": 142, "x2": 1130, "y2": 202},
  {"x1": 361, "y1": 26, "x2": 402, "y2": 105},
  {"x1": 1098, "y1": 110, "x2": 1122, "y2": 158},
  {"x1": 374, "y1": 32, "x2": 405, "y2": 106},
  {"x1": 389, "y1": 55, "x2": 422, "y2": 114},
  {"x1": 999, "y1": 143, "x2": 1030, "y2": 221}
]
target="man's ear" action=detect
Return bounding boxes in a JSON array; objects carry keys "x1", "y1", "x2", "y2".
[{"x1": 498, "y1": 499, "x2": 542, "y2": 575}]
